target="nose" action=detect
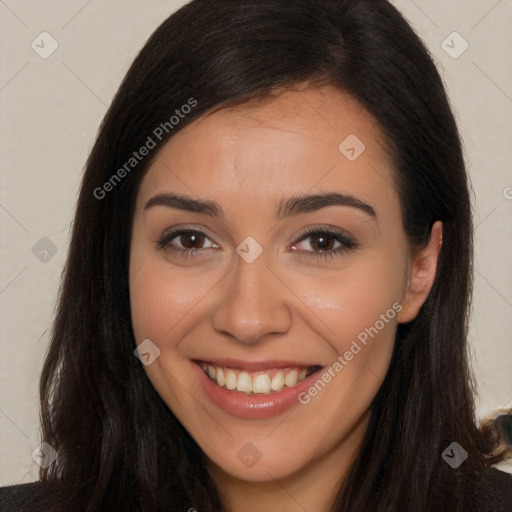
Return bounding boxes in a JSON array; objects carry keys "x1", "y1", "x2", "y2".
[{"x1": 211, "y1": 257, "x2": 292, "y2": 345}]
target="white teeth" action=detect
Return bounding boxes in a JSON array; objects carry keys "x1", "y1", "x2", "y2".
[
  {"x1": 253, "y1": 374, "x2": 271, "y2": 394},
  {"x1": 216, "y1": 367, "x2": 225, "y2": 387},
  {"x1": 202, "y1": 363, "x2": 316, "y2": 395},
  {"x1": 284, "y1": 370, "x2": 298, "y2": 388},
  {"x1": 225, "y1": 369, "x2": 237, "y2": 390},
  {"x1": 236, "y1": 372, "x2": 253, "y2": 394},
  {"x1": 270, "y1": 371, "x2": 285, "y2": 391},
  {"x1": 207, "y1": 365, "x2": 216, "y2": 380}
]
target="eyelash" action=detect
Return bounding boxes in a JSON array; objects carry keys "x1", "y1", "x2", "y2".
[
  {"x1": 156, "y1": 226, "x2": 358, "y2": 261},
  {"x1": 292, "y1": 226, "x2": 358, "y2": 260}
]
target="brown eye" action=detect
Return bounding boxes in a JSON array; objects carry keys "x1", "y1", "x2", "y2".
[
  {"x1": 290, "y1": 228, "x2": 358, "y2": 262},
  {"x1": 179, "y1": 232, "x2": 206, "y2": 249},
  {"x1": 156, "y1": 228, "x2": 219, "y2": 256},
  {"x1": 309, "y1": 234, "x2": 337, "y2": 252}
]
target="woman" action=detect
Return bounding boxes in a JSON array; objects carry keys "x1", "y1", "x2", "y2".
[{"x1": 1, "y1": 0, "x2": 511, "y2": 510}]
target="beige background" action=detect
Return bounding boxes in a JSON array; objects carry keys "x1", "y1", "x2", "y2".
[{"x1": 0, "y1": 0, "x2": 511, "y2": 485}]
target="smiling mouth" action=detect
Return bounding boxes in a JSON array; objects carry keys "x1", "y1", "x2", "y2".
[{"x1": 198, "y1": 362, "x2": 323, "y2": 395}]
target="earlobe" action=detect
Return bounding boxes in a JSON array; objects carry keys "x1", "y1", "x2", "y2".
[{"x1": 397, "y1": 221, "x2": 443, "y2": 324}]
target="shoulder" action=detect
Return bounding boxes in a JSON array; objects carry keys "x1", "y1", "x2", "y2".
[
  {"x1": 471, "y1": 466, "x2": 512, "y2": 512},
  {"x1": 1, "y1": 467, "x2": 511, "y2": 511},
  {"x1": 0, "y1": 480, "x2": 61, "y2": 512}
]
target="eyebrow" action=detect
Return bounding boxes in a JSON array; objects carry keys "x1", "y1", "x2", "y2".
[{"x1": 144, "y1": 192, "x2": 377, "y2": 220}]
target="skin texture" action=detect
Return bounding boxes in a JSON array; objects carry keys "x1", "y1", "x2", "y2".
[{"x1": 129, "y1": 85, "x2": 442, "y2": 512}]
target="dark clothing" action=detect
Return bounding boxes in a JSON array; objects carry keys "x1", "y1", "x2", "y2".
[{"x1": 1, "y1": 466, "x2": 512, "y2": 511}]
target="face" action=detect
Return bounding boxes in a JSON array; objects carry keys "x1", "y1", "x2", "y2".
[{"x1": 129, "y1": 85, "x2": 427, "y2": 484}]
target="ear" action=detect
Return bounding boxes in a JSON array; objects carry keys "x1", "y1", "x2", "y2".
[{"x1": 397, "y1": 221, "x2": 443, "y2": 324}]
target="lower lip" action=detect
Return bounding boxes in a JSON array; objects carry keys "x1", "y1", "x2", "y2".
[{"x1": 193, "y1": 362, "x2": 322, "y2": 419}]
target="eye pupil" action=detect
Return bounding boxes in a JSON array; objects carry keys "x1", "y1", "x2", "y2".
[
  {"x1": 311, "y1": 235, "x2": 335, "y2": 251},
  {"x1": 181, "y1": 233, "x2": 204, "y2": 249}
]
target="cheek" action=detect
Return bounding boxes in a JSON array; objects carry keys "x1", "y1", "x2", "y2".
[
  {"x1": 129, "y1": 264, "x2": 175, "y2": 343},
  {"x1": 128, "y1": 254, "x2": 211, "y2": 409},
  {"x1": 291, "y1": 257, "x2": 404, "y2": 428},
  {"x1": 298, "y1": 253, "x2": 405, "y2": 347},
  {"x1": 129, "y1": 253, "x2": 215, "y2": 343},
  {"x1": 287, "y1": 248, "x2": 407, "y2": 407}
]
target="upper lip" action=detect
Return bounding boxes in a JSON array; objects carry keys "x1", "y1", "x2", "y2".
[{"x1": 194, "y1": 358, "x2": 323, "y2": 371}]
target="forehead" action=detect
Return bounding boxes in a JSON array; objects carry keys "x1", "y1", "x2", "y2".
[{"x1": 136, "y1": 85, "x2": 397, "y2": 216}]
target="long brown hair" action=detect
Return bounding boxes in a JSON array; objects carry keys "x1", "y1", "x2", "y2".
[{"x1": 40, "y1": 1, "x2": 505, "y2": 510}]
